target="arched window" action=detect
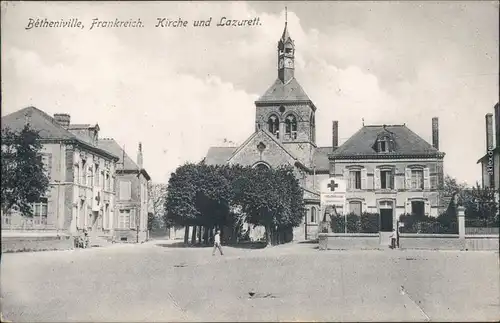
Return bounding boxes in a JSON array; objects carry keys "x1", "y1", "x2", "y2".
[
  {"x1": 285, "y1": 114, "x2": 297, "y2": 139},
  {"x1": 254, "y1": 163, "x2": 270, "y2": 171},
  {"x1": 311, "y1": 207, "x2": 317, "y2": 223},
  {"x1": 268, "y1": 114, "x2": 279, "y2": 139}
]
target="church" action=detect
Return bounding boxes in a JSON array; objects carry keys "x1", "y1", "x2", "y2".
[{"x1": 205, "y1": 22, "x2": 445, "y2": 241}]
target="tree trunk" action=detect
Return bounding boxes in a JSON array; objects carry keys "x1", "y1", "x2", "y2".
[
  {"x1": 184, "y1": 226, "x2": 189, "y2": 245},
  {"x1": 265, "y1": 224, "x2": 272, "y2": 247},
  {"x1": 203, "y1": 226, "x2": 209, "y2": 245},
  {"x1": 191, "y1": 226, "x2": 197, "y2": 245}
]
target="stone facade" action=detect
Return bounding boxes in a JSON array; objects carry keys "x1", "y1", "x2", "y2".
[
  {"x1": 1, "y1": 107, "x2": 119, "y2": 238},
  {"x1": 205, "y1": 22, "x2": 446, "y2": 242}
]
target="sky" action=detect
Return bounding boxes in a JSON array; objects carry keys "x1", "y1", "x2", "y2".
[{"x1": 1, "y1": 1, "x2": 498, "y2": 185}]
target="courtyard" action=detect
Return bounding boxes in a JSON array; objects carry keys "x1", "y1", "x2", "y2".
[{"x1": 1, "y1": 241, "x2": 499, "y2": 322}]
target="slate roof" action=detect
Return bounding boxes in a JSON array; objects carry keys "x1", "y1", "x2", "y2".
[
  {"x1": 313, "y1": 147, "x2": 332, "y2": 171},
  {"x1": 1, "y1": 106, "x2": 118, "y2": 160},
  {"x1": 477, "y1": 146, "x2": 499, "y2": 164},
  {"x1": 330, "y1": 124, "x2": 443, "y2": 158},
  {"x1": 98, "y1": 139, "x2": 151, "y2": 180},
  {"x1": 255, "y1": 78, "x2": 313, "y2": 104},
  {"x1": 205, "y1": 147, "x2": 237, "y2": 165}
]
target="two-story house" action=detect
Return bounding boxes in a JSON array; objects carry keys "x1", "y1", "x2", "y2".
[
  {"x1": 328, "y1": 118, "x2": 445, "y2": 233},
  {"x1": 98, "y1": 139, "x2": 151, "y2": 243},
  {"x1": 1, "y1": 107, "x2": 119, "y2": 238},
  {"x1": 477, "y1": 103, "x2": 500, "y2": 205}
]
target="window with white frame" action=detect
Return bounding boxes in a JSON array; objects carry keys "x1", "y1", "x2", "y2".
[
  {"x1": 81, "y1": 160, "x2": 87, "y2": 185},
  {"x1": 411, "y1": 169, "x2": 424, "y2": 189},
  {"x1": 380, "y1": 169, "x2": 395, "y2": 189},
  {"x1": 105, "y1": 173, "x2": 110, "y2": 191},
  {"x1": 349, "y1": 170, "x2": 362, "y2": 190},
  {"x1": 87, "y1": 166, "x2": 93, "y2": 187},
  {"x1": 32, "y1": 198, "x2": 48, "y2": 225},
  {"x1": 74, "y1": 165, "x2": 80, "y2": 184},
  {"x1": 349, "y1": 201, "x2": 362, "y2": 216},
  {"x1": 118, "y1": 209, "x2": 130, "y2": 229}
]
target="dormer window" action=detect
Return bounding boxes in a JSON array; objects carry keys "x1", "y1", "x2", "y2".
[{"x1": 375, "y1": 134, "x2": 394, "y2": 153}]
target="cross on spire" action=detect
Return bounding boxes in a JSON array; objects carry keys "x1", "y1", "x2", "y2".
[{"x1": 327, "y1": 179, "x2": 339, "y2": 192}]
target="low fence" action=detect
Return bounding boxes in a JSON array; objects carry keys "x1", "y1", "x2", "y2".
[
  {"x1": 318, "y1": 232, "x2": 499, "y2": 251},
  {"x1": 1, "y1": 235, "x2": 74, "y2": 253},
  {"x1": 318, "y1": 233, "x2": 380, "y2": 250}
]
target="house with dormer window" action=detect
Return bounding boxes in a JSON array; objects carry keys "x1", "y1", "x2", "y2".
[{"x1": 329, "y1": 120, "x2": 445, "y2": 234}]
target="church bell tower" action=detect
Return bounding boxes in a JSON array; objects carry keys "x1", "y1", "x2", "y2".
[{"x1": 278, "y1": 12, "x2": 295, "y2": 84}]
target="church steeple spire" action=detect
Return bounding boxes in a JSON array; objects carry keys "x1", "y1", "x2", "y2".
[{"x1": 277, "y1": 7, "x2": 295, "y2": 83}]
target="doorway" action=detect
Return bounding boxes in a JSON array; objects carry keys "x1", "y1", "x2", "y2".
[{"x1": 379, "y1": 200, "x2": 394, "y2": 246}]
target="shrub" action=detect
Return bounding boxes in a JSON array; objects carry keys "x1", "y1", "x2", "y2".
[{"x1": 360, "y1": 212, "x2": 379, "y2": 233}]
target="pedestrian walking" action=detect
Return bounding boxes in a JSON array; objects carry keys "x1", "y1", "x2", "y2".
[
  {"x1": 212, "y1": 230, "x2": 224, "y2": 256},
  {"x1": 396, "y1": 223, "x2": 401, "y2": 248},
  {"x1": 390, "y1": 229, "x2": 397, "y2": 249}
]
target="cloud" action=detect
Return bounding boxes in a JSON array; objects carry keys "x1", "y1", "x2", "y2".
[{"x1": 1, "y1": 1, "x2": 498, "y2": 185}]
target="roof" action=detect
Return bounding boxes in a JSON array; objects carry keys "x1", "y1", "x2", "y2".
[
  {"x1": 313, "y1": 147, "x2": 332, "y2": 171},
  {"x1": 477, "y1": 146, "x2": 500, "y2": 164},
  {"x1": 280, "y1": 22, "x2": 292, "y2": 43},
  {"x1": 255, "y1": 77, "x2": 313, "y2": 105},
  {"x1": 97, "y1": 139, "x2": 151, "y2": 180},
  {"x1": 330, "y1": 124, "x2": 444, "y2": 159},
  {"x1": 1, "y1": 106, "x2": 118, "y2": 160},
  {"x1": 205, "y1": 147, "x2": 237, "y2": 165}
]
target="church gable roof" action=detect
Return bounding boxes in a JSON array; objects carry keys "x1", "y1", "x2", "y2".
[
  {"x1": 331, "y1": 124, "x2": 443, "y2": 158},
  {"x1": 205, "y1": 147, "x2": 237, "y2": 166},
  {"x1": 313, "y1": 147, "x2": 332, "y2": 171},
  {"x1": 255, "y1": 78, "x2": 312, "y2": 104}
]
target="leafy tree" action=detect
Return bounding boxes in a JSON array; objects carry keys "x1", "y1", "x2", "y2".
[
  {"x1": 1, "y1": 125, "x2": 49, "y2": 217},
  {"x1": 148, "y1": 182, "x2": 169, "y2": 229}
]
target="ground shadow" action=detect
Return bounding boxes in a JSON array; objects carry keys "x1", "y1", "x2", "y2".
[
  {"x1": 297, "y1": 239, "x2": 318, "y2": 244},
  {"x1": 155, "y1": 241, "x2": 268, "y2": 249}
]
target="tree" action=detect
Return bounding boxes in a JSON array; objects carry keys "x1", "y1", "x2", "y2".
[
  {"x1": 1, "y1": 125, "x2": 49, "y2": 217},
  {"x1": 148, "y1": 182, "x2": 169, "y2": 229}
]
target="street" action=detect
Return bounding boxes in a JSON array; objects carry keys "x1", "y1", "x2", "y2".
[{"x1": 1, "y1": 241, "x2": 499, "y2": 322}]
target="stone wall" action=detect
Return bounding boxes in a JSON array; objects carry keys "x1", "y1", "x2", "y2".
[
  {"x1": 318, "y1": 233, "x2": 380, "y2": 250},
  {"x1": 1, "y1": 235, "x2": 74, "y2": 253},
  {"x1": 399, "y1": 234, "x2": 464, "y2": 250}
]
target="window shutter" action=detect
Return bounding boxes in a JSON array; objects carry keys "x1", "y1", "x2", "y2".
[
  {"x1": 405, "y1": 199, "x2": 411, "y2": 214},
  {"x1": 425, "y1": 200, "x2": 431, "y2": 216},
  {"x1": 361, "y1": 168, "x2": 367, "y2": 190},
  {"x1": 423, "y1": 167, "x2": 430, "y2": 190},
  {"x1": 405, "y1": 168, "x2": 412, "y2": 190},
  {"x1": 343, "y1": 169, "x2": 350, "y2": 189},
  {"x1": 374, "y1": 168, "x2": 381, "y2": 189},
  {"x1": 130, "y1": 209, "x2": 136, "y2": 229},
  {"x1": 392, "y1": 170, "x2": 396, "y2": 190}
]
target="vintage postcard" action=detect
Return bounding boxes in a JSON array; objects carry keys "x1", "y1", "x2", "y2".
[{"x1": 1, "y1": 1, "x2": 499, "y2": 322}]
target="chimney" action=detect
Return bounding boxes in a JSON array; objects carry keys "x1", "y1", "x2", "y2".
[
  {"x1": 332, "y1": 120, "x2": 339, "y2": 149},
  {"x1": 432, "y1": 117, "x2": 439, "y2": 150},
  {"x1": 54, "y1": 113, "x2": 70, "y2": 128},
  {"x1": 494, "y1": 103, "x2": 499, "y2": 148},
  {"x1": 486, "y1": 113, "x2": 494, "y2": 151},
  {"x1": 137, "y1": 142, "x2": 143, "y2": 169}
]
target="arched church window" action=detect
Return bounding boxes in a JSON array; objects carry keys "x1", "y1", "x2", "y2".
[
  {"x1": 285, "y1": 114, "x2": 297, "y2": 139},
  {"x1": 311, "y1": 207, "x2": 317, "y2": 223},
  {"x1": 268, "y1": 115, "x2": 279, "y2": 139},
  {"x1": 254, "y1": 163, "x2": 270, "y2": 171}
]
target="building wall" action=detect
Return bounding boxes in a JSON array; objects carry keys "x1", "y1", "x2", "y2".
[
  {"x1": 113, "y1": 172, "x2": 149, "y2": 243},
  {"x1": 327, "y1": 157, "x2": 444, "y2": 229}
]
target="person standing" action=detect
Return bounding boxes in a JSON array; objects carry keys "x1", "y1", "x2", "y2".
[
  {"x1": 390, "y1": 229, "x2": 397, "y2": 249},
  {"x1": 212, "y1": 230, "x2": 224, "y2": 256}
]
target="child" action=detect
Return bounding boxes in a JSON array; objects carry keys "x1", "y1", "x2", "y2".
[{"x1": 390, "y1": 229, "x2": 397, "y2": 249}]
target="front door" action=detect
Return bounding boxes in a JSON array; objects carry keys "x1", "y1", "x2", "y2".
[{"x1": 379, "y1": 201, "x2": 394, "y2": 246}]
